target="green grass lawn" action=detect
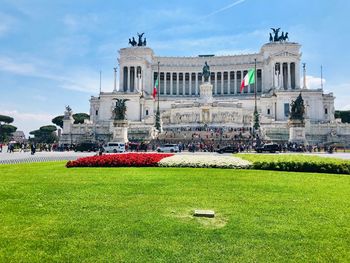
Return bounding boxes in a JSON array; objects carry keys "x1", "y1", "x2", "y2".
[{"x1": 0, "y1": 162, "x2": 349, "y2": 262}]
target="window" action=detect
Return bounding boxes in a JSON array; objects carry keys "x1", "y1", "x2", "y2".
[
  {"x1": 284, "y1": 103, "x2": 290, "y2": 117},
  {"x1": 267, "y1": 108, "x2": 270, "y2": 115},
  {"x1": 95, "y1": 110, "x2": 98, "y2": 116},
  {"x1": 325, "y1": 108, "x2": 328, "y2": 114},
  {"x1": 145, "y1": 109, "x2": 149, "y2": 116}
]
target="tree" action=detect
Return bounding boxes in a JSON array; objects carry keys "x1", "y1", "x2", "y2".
[
  {"x1": 0, "y1": 114, "x2": 17, "y2": 142},
  {"x1": 52, "y1": 115, "x2": 64, "y2": 128},
  {"x1": 0, "y1": 115, "x2": 14, "y2": 124},
  {"x1": 51, "y1": 113, "x2": 90, "y2": 128},
  {"x1": 30, "y1": 125, "x2": 57, "y2": 144},
  {"x1": 335, "y1": 110, "x2": 350, "y2": 123},
  {"x1": 72, "y1": 113, "x2": 90, "y2": 124}
]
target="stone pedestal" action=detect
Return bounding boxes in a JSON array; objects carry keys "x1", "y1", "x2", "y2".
[
  {"x1": 111, "y1": 120, "x2": 129, "y2": 143},
  {"x1": 199, "y1": 82, "x2": 213, "y2": 104},
  {"x1": 289, "y1": 119, "x2": 307, "y2": 144}
]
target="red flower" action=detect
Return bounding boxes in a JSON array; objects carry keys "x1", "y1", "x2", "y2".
[{"x1": 66, "y1": 153, "x2": 173, "y2": 168}]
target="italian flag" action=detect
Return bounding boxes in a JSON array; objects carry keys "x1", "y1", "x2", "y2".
[
  {"x1": 153, "y1": 78, "x2": 158, "y2": 99},
  {"x1": 240, "y1": 68, "x2": 255, "y2": 92}
]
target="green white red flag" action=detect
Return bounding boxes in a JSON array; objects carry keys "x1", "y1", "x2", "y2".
[
  {"x1": 153, "y1": 78, "x2": 158, "y2": 99},
  {"x1": 240, "y1": 68, "x2": 255, "y2": 92}
]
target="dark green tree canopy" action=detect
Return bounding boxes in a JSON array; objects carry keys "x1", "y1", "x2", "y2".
[
  {"x1": 52, "y1": 116, "x2": 64, "y2": 128},
  {"x1": 73, "y1": 113, "x2": 90, "y2": 124},
  {"x1": 0, "y1": 115, "x2": 14, "y2": 124},
  {"x1": 40, "y1": 125, "x2": 57, "y2": 133},
  {"x1": 335, "y1": 110, "x2": 350, "y2": 123},
  {"x1": 1, "y1": 124, "x2": 17, "y2": 134},
  {"x1": 30, "y1": 125, "x2": 58, "y2": 143},
  {"x1": 0, "y1": 115, "x2": 17, "y2": 142},
  {"x1": 52, "y1": 113, "x2": 90, "y2": 128}
]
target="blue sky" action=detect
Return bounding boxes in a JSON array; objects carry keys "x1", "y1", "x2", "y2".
[{"x1": 0, "y1": 0, "x2": 349, "y2": 135}]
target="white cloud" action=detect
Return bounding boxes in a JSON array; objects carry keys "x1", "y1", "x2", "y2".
[
  {"x1": 0, "y1": 55, "x2": 114, "y2": 93},
  {"x1": 31, "y1": 95, "x2": 48, "y2": 102},
  {"x1": 63, "y1": 13, "x2": 99, "y2": 32},
  {"x1": 152, "y1": 29, "x2": 265, "y2": 55},
  {"x1": 0, "y1": 56, "x2": 36, "y2": 75},
  {"x1": 301, "y1": 75, "x2": 325, "y2": 89},
  {"x1": 0, "y1": 12, "x2": 16, "y2": 37},
  {"x1": 326, "y1": 82, "x2": 350, "y2": 110},
  {"x1": 205, "y1": 0, "x2": 246, "y2": 18},
  {"x1": 0, "y1": 110, "x2": 56, "y2": 136}
]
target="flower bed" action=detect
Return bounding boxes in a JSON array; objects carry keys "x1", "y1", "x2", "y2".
[
  {"x1": 66, "y1": 153, "x2": 173, "y2": 168},
  {"x1": 158, "y1": 154, "x2": 251, "y2": 169}
]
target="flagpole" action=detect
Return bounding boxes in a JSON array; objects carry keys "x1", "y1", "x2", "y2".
[
  {"x1": 155, "y1": 61, "x2": 161, "y2": 131},
  {"x1": 99, "y1": 70, "x2": 102, "y2": 94},
  {"x1": 157, "y1": 61, "x2": 160, "y2": 111},
  {"x1": 254, "y1": 58, "x2": 257, "y2": 110},
  {"x1": 321, "y1": 65, "x2": 323, "y2": 90}
]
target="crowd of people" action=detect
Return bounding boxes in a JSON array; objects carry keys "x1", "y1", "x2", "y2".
[{"x1": 0, "y1": 139, "x2": 342, "y2": 154}]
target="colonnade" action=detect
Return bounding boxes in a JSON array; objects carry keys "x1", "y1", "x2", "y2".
[
  {"x1": 153, "y1": 70, "x2": 263, "y2": 96},
  {"x1": 122, "y1": 66, "x2": 143, "y2": 92},
  {"x1": 273, "y1": 62, "x2": 297, "y2": 90}
]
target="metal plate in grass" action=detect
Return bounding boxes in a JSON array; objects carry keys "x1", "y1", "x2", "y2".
[{"x1": 193, "y1": 210, "x2": 215, "y2": 218}]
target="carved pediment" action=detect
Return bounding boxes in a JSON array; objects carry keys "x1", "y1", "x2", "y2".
[{"x1": 271, "y1": 51, "x2": 299, "y2": 58}]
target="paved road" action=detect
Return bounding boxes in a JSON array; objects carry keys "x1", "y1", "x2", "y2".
[
  {"x1": 0, "y1": 151, "x2": 96, "y2": 164},
  {"x1": 0, "y1": 150, "x2": 349, "y2": 165}
]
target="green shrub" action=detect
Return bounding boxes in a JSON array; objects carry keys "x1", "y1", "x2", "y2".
[{"x1": 238, "y1": 154, "x2": 350, "y2": 174}]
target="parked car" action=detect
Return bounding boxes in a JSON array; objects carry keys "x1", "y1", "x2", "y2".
[
  {"x1": 216, "y1": 145, "x2": 239, "y2": 154},
  {"x1": 157, "y1": 144, "x2": 179, "y2": 153},
  {"x1": 103, "y1": 142, "x2": 126, "y2": 153},
  {"x1": 74, "y1": 142, "x2": 99, "y2": 152},
  {"x1": 255, "y1": 143, "x2": 280, "y2": 153}
]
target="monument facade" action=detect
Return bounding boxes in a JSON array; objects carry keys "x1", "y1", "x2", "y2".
[{"x1": 60, "y1": 30, "x2": 350, "y2": 146}]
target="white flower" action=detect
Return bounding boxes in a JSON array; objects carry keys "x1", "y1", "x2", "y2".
[{"x1": 158, "y1": 154, "x2": 251, "y2": 168}]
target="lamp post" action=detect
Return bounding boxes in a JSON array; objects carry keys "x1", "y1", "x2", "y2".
[{"x1": 253, "y1": 58, "x2": 260, "y2": 135}]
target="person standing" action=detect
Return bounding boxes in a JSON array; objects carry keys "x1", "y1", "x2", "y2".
[{"x1": 30, "y1": 143, "x2": 36, "y2": 155}]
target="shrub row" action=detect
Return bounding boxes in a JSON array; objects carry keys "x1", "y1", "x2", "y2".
[
  {"x1": 252, "y1": 160, "x2": 350, "y2": 174},
  {"x1": 66, "y1": 153, "x2": 173, "y2": 168}
]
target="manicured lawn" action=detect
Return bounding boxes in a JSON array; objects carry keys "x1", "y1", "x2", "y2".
[{"x1": 0, "y1": 162, "x2": 349, "y2": 262}]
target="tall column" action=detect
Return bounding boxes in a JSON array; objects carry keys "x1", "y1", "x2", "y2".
[
  {"x1": 176, "y1": 72, "x2": 179, "y2": 95},
  {"x1": 164, "y1": 72, "x2": 167, "y2": 95},
  {"x1": 228, "y1": 71, "x2": 231, "y2": 94},
  {"x1": 295, "y1": 63, "x2": 300, "y2": 89},
  {"x1": 183, "y1": 72, "x2": 186, "y2": 96},
  {"x1": 195, "y1": 73, "x2": 198, "y2": 95},
  {"x1": 170, "y1": 72, "x2": 173, "y2": 96},
  {"x1": 221, "y1": 72, "x2": 224, "y2": 95},
  {"x1": 287, "y1": 63, "x2": 291, "y2": 90},
  {"x1": 127, "y1": 67, "x2": 131, "y2": 92},
  {"x1": 272, "y1": 64, "x2": 275, "y2": 88},
  {"x1": 240, "y1": 71, "x2": 243, "y2": 93},
  {"x1": 279, "y1": 62, "x2": 282, "y2": 89},
  {"x1": 134, "y1": 67, "x2": 137, "y2": 92},
  {"x1": 214, "y1": 72, "x2": 217, "y2": 95},
  {"x1": 234, "y1": 71, "x2": 237, "y2": 94},
  {"x1": 189, "y1": 72, "x2": 192, "y2": 96},
  {"x1": 120, "y1": 67, "x2": 124, "y2": 91},
  {"x1": 260, "y1": 69, "x2": 264, "y2": 93}
]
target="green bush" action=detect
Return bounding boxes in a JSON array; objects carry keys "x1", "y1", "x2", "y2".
[{"x1": 238, "y1": 154, "x2": 350, "y2": 174}]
